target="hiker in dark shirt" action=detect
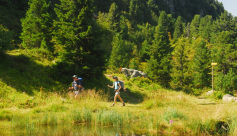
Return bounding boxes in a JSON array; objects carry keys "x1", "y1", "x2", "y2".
[{"x1": 69, "y1": 75, "x2": 82, "y2": 98}]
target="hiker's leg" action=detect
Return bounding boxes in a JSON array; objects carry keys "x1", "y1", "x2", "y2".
[
  {"x1": 75, "y1": 91, "x2": 79, "y2": 98},
  {"x1": 117, "y1": 95, "x2": 125, "y2": 106},
  {"x1": 114, "y1": 95, "x2": 118, "y2": 103},
  {"x1": 117, "y1": 95, "x2": 123, "y2": 103}
]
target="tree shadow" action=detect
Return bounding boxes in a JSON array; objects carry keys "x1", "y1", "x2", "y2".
[
  {"x1": 0, "y1": 52, "x2": 64, "y2": 95},
  {"x1": 199, "y1": 103, "x2": 217, "y2": 105},
  {"x1": 87, "y1": 75, "x2": 144, "y2": 104},
  {"x1": 0, "y1": 52, "x2": 145, "y2": 104}
]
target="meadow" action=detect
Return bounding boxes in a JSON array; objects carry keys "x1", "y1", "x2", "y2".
[{"x1": 1, "y1": 50, "x2": 237, "y2": 135}]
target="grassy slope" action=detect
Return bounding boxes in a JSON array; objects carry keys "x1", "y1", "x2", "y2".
[{"x1": 1, "y1": 50, "x2": 237, "y2": 135}]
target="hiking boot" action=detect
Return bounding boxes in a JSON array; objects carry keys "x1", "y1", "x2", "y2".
[
  {"x1": 122, "y1": 102, "x2": 125, "y2": 106},
  {"x1": 110, "y1": 103, "x2": 114, "y2": 107}
]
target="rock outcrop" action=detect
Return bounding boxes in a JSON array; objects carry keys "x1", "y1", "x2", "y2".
[
  {"x1": 121, "y1": 68, "x2": 148, "y2": 78},
  {"x1": 223, "y1": 94, "x2": 237, "y2": 102}
]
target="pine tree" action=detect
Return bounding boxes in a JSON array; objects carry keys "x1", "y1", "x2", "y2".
[
  {"x1": 172, "y1": 38, "x2": 189, "y2": 88},
  {"x1": 105, "y1": 2, "x2": 119, "y2": 33},
  {"x1": 211, "y1": 31, "x2": 237, "y2": 75},
  {"x1": 193, "y1": 39, "x2": 211, "y2": 88},
  {"x1": 190, "y1": 15, "x2": 200, "y2": 38},
  {"x1": 211, "y1": 11, "x2": 237, "y2": 44},
  {"x1": 96, "y1": 3, "x2": 119, "y2": 57},
  {"x1": 129, "y1": 45, "x2": 140, "y2": 69},
  {"x1": 0, "y1": 25, "x2": 12, "y2": 52},
  {"x1": 199, "y1": 15, "x2": 212, "y2": 41},
  {"x1": 146, "y1": 0, "x2": 159, "y2": 25},
  {"x1": 52, "y1": 0, "x2": 105, "y2": 81},
  {"x1": 109, "y1": 34, "x2": 130, "y2": 70},
  {"x1": 173, "y1": 16, "x2": 183, "y2": 40},
  {"x1": 146, "y1": 11, "x2": 172, "y2": 87},
  {"x1": 20, "y1": 0, "x2": 53, "y2": 51},
  {"x1": 215, "y1": 68, "x2": 237, "y2": 94}
]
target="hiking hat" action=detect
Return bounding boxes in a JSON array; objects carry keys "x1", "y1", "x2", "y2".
[
  {"x1": 72, "y1": 75, "x2": 78, "y2": 78},
  {"x1": 113, "y1": 76, "x2": 118, "y2": 79}
]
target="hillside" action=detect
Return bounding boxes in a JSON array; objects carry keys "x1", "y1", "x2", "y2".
[
  {"x1": 94, "y1": 0, "x2": 224, "y2": 22},
  {"x1": 1, "y1": 50, "x2": 237, "y2": 135},
  {"x1": 0, "y1": 0, "x2": 224, "y2": 45},
  {"x1": 0, "y1": 0, "x2": 237, "y2": 135}
]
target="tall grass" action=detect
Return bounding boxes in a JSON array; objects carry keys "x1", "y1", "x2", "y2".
[
  {"x1": 2, "y1": 50, "x2": 237, "y2": 135},
  {"x1": 0, "y1": 86, "x2": 236, "y2": 135}
]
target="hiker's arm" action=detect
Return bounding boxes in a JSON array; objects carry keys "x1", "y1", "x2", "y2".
[
  {"x1": 107, "y1": 84, "x2": 114, "y2": 88},
  {"x1": 118, "y1": 83, "x2": 121, "y2": 91},
  {"x1": 77, "y1": 82, "x2": 82, "y2": 89},
  {"x1": 69, "y1": 83, "x2": 73, "y2": 89}
]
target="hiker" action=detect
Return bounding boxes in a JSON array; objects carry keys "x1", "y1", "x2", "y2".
[
  {"x1": 69, "y1": 75, "x2": 82, "y2": 98},
  {"x1": 108, "y1": 76, "x2": 125, "y2": 107}
]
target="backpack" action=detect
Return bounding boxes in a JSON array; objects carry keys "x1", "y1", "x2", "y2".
[
  {"x1": 114, "y1": 81, "x2": 124, "y2": 91},
  {"x1": 77, "y1": 77, "x2": 83, "y2": 86},
  {"x1": 119, "y1": 81, "x2": 124, "y2": 89}
]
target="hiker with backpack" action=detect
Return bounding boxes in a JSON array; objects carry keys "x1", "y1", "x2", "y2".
[
  {"x1": 69, "y1": 75, "x2": 82, "y2": 98},
  {"x1": 108, "y1": 76, "x2": 125, "y2": 107}
]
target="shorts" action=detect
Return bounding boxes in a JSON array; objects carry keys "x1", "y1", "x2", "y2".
[
  {"x1": 75, "y1": 91, "x2": 80, "y2": 95},
  {"x1": 114, "y1": 90, "x2": 120, "y2": 96},
  {"x1": 75, "y1": 88, "x2": 83, "y2": 95}
]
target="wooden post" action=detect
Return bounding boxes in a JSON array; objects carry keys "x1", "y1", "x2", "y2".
[
  {"x1": 212, "y1": 65, "x2": 214, "y2": 91},
  {"x1": 211, "y1": 62, "x2": 217, "y2": 91}
]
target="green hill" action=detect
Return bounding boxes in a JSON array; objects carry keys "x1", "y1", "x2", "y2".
[
  {"x1": 1, "y1": 0, "x2": 237, "y2": 135},
  {"x1": 1, "y1": 50, "x2": 237, "y2": 135}
]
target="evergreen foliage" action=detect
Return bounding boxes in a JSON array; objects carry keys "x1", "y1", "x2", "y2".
[
  {"x1": 0, "y1": 25, "x2": 12, "y2": 52},
  {"x1": 215, "y1": 69, "x2": 237, "y2": 94},
  {"x1": 51, "y1": 0, "x2": 105, "y2": 82},
  {"x1": 192, "y1": 39, "x2": 211, "y2": 88},
  {"x1": 173, "y1": 16, "x2": 183, "y2": 40},
  {"x1": 190, "y1": 15, "x2": 200, "y2": 38},
  {"x1": 199, "y1": 15, "x2": 212, "y2": 41},
  {"x1": 1, "y1": 0, "x2": 237, "y2": 92},
  {"x1": 172, "y1": 38, "x2": 189, "y2": 88},
  {"x1": 0, "y1": 0, "x2": 28, "y2": 44},
  {"x1": 109, "y1": 34, "x2": 130, "y2": 70},
  {"x1": 20, "y1": 0, "x2": 53, "y2": 51},
  {"x1": 146, "y1": 11, "x2": 172, "y2": 87}
]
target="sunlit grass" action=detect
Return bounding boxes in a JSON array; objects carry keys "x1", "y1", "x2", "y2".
[{"x1": 2, "y1": 50, "x2": 237, "y2": 135}]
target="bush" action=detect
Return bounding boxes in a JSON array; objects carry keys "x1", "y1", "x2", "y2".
[
  {"x1": 215, "y1": 69, "x2": 237, "y2": 94},
  {"x1": 0, "y1": 25, "x2": 12, "y2": 52},
  {"x1": 212, "y1": 91, "x2": 225, "y2": 99}
]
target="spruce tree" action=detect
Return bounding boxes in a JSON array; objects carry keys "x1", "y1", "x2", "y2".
[
  {"x1": 0, "y1": 25, "x2": 12, "y2": 52},
  {"x1": 20, "y1": 0, "x2": 53, "y2": 51},
  {"x1": 53, "y1": 0, "x2": 105, "y2": 80},
  {"x1": 211, "y1": 31, "x2": 237, "y2": 75},
  {"x1": 193, "y1": 39, "x2": 211, "y2": 88},
  {"x1": 211, "y1": 11, "x2": 237, "y2": 44},
  {"x1": 190, "y1": 15, "x2": 200, "y2": 38},
  {"x1": 172, "y1": 38, "x2": 189, "y2": 88},
  {"x1": 199, "y1": 15, "x2": 212, "y2": 41},
  {"x1": 96, "y1": 3, "x2": 119, "y2": 57},
  {"x1": 109, "y1": 34, "x2": 130, "y2": 70},
  {"x1": 173, "y1": 16, "x2": 183, "y2": 40},
  {"x1": 146, "y1": 11, "x2": 172, "y2": 87}
]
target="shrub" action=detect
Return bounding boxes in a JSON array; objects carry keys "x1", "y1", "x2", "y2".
[
  {"x1": 0, "y1": 25, "x2": 12, "y2": 52},
  {"x1": 215, "y1": 69, "x2": 237, "y2": 94},
  {"x1": 212, "y1": 91, "x2": 225, "y2": 99}
]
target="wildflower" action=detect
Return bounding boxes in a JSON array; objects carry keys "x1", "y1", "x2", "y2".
[{"x1": 170, "y1": 120, "x2": 174, "y2": 124}]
